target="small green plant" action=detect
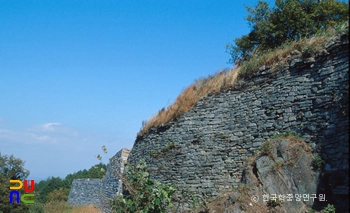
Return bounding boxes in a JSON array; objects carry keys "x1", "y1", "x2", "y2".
[
  {"x1": 150, "y1": 141, "x2": 181, "y2": 159},
  {"x1": 267, "y1": 199, "x2": 282, "y2": 207},
  {"x1": 307, "y1": 208, "x2": 316, "y2": 213},
  {"x1": 112, "y1": 159, "x2": 176, "y2": 213},
  {"x1": 199, "y1": 197, "x2": 210, "y2": 213},
  {"x1": 191, "y1": 197, "x2": 197, "y2": 211},
  {"x1": 302, "y1": 43, "x2": 318, "y2": 58},
  {"x1": 261, "y1": 140, "x2": 274, "y2": 157},
  {"x1": 273, "y1": 161, "x2": 284, "y2": 171},
  {"x1": 322, "y1": 204, "x2": 336, "y2": 213},
  {"x1": 312, "y1": 154, "x2": 325, "y2": 170},
  {"x1": 237, "y1": 183, "x2": 248, "y2": 193}
]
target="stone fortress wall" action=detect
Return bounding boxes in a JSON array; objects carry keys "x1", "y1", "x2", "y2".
[
  {"x1": 127, "y1": 34, "x2": 349, "y2": 211},
  {"x1": 67, "y1": 34, "x2": 349, "y2": 212},
  {"x1": 67, "y1": 148, "x2": 131, "y2": 213}
]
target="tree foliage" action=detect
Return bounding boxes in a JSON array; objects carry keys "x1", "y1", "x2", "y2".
[
  {"x1": 0, "y1": 152, "x2": 29, "y2": 180},
  {"x1": 227, "y1": 0, "x2": 349, "y2": 64},
  {"x1": 112, "y1": 159, "x2": 176, "y2": 213},
  {"x1": 46, "y1": 188, "x2": 70, "y2": 202},
  {"x1": 34, "y1": 176, "x2": 66, "y2": 203},
  {"x1": 0, "y1": 153, "x2": 30, "y2": 213}
]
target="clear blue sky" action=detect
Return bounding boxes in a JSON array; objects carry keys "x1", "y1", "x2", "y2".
[{"x1": 0, "y1": 0, "x2": 275, "y2": 181}]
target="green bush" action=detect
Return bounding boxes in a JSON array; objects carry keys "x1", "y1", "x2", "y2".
[
  {"x1": 112, "y1": 159, "x2": 176, "y2": 213},
  {"x1": 311, "y1": 154, "x2": 325, "y2": 170},
  {"x1": 227, "y1": 0, "x2": 349, "y2": 64},
  {"x1": 322, "y1": 204, "x2": 336, "y2": 213},
  {"x1": 29, "y1": 202, "x2": 45, "y2": 213},
  {"x1": 267, "y1": 199, "x2": 281, "y2": 207}
]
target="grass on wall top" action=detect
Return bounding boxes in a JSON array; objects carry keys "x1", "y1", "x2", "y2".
[{"x1": 138, "y1": 21, "x2": 348, "y2": 136}]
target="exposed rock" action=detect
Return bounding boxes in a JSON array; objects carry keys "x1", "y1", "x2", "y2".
[
  {"x1": 291, "y1": 50, "x2": 301, "y2": 55},
  {"x1": 243, "y1": 138, "x2": 320, "y2": 213}
]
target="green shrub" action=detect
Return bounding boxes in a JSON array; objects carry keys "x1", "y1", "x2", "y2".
[
  {"x1": 227, "y1": 0, "x2": 349, "y2": 64},
  {"x1": 150, "y1": 141, "x2": 181, "y2": 159},
  {"x1": 112, "y1": 159, "x2": 176, "y2": 213},
  {"x1": 29, "y1": 202, "x2": 45, "y2": 213},
  {"x1": 322, "y1": 204, "x2": 336, "y2": 213},
  {"x1": 267, "y1": 199, "x2": 281, "y2": 207},
  {"x1": 312, "y1": 154, "x2": 325, "y2": 170},
  {"x1": 307, "y1": 208, "x2": 315, "y2": 213}
]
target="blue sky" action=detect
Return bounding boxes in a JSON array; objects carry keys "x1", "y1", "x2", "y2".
[{"x1": 0, "y1": 0, "x2": 276, "y2": 181}]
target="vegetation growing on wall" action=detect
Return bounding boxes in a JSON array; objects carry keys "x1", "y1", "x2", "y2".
[
  {"x1": 138, "y1": 0, "x2": 349, "y2": 136},
  {"x1": 111, "y1": 159, "x2": 176, "y2": 213},
  {"x1": 226, "y1": 0, "x2": 349, "y2": 65},
  {"x1": 150, "y1": 141, "x2": 182, "y2": 159}
]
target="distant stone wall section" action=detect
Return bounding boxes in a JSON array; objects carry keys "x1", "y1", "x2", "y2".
[
  {"x1": 67, "y1": 178, "x2": 104, "y2": 206},
  {"x1": 128, "y1": 34, "x2": 349, "y2": 211},
  {"x1": 68, "y1": 148, "x2": 131, "y2": 213}
]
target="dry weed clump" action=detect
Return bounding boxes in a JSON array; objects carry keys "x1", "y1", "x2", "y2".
[
  {"x1": 42, "y1": 201, "x2": 71, "y2": 213},
  {"x1": 139, "y1": 22, "x2": 348, "y2": 135},
  {"x1": 70, "y1": 204, "x2": 103, "y2": 213},
  {"x1": 139, "y1": 68, "x2": 240, "y2": 135},
  {"x1": 40, "y1": 201, "x2": 102, "y2": 213}
]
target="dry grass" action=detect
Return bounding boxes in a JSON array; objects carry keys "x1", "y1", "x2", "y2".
[
  {"x1": 139, "y1": 21, "x2": 348, "y2": 136},
  {"x1": 238, "y1": 33, "x2": 330, "y2": 78},
  {"x1": 42, "y1": 201, "x2": 71, "y2": 213},
  {"x1": 139, "y1": 68, "x2": 241, "y2": 135},
  {"x1": 38, "y1": 201, "x2": 102, "y2": 213},
  {"x1": 70, "y1": 204, "x2": 103, "y2": 213}
]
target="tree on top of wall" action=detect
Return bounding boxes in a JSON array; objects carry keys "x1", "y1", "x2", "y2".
[{"x1": 226, "y1": 0, "x2": 349, "y2": 65}]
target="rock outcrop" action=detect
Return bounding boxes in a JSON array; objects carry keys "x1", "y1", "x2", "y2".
[{"x1": 242, "y1": 137, "x2": 322, "y2": 212}]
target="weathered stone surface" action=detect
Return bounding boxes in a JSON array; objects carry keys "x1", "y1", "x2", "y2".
[{"x1": 244, "y1": 139, "x2": 320, "y2": 213}]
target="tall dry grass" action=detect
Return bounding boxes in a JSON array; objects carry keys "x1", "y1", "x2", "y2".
[
  {"x1": 139, "y1": 21, "x2": 348, "y2": 136},
  {"x1": 139, "y1": 67, "x2": 240, "y2": 135},
  {"x1": 34, "y1": 201, "x2": 102, "y2": 213},
  {"x1": 70, "y1": 204, "x2": 103, "y2": 213},
  {"x1": 42, "y1": 201, "x2": 71, "y2": 213}
]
